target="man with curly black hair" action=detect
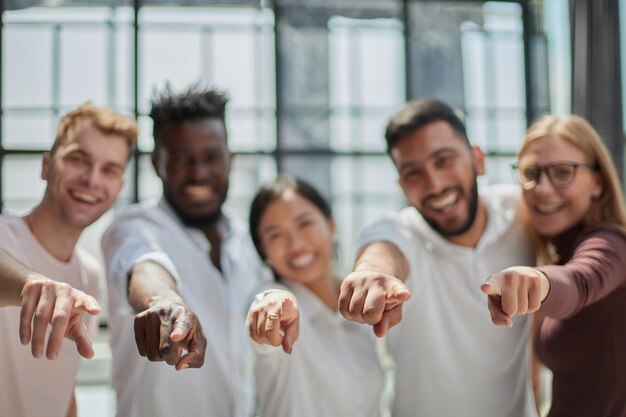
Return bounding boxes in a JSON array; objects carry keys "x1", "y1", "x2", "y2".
[{"x1": 102, "y1": 84, "x2": 261, "y2": 417}]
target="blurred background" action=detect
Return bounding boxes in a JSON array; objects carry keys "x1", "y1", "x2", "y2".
[{"x1": 1, "y1": 0, "x2": 624, "y2": 415}]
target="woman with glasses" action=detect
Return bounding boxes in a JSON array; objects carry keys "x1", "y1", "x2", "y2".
[
  {"x1": 246, "y1": 175, "x2": 384, "y2": 417},
  {"x1": 481, "y1": 115, "x2": 626, "y2": 417}
]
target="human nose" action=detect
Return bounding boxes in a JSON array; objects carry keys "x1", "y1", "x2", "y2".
[
  {"x1": 531, "y1": 168, "x2": 555, "y2": 193},
  {"x1": 422, "y1": 167, "x2": 446, "y2": 193},
  {"x1": 285, "y1": 231, "x2": 306, "y2": 251},
  {"x1": 80, "y1": 164, "x2": 101, "y2": 187},
  {"x1": 187, "y1": 159, "x2": 211, "y2": 180}
]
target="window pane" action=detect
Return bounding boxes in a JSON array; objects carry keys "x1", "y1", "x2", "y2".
[
  {"x1": 3, "y1": 112, "x2": 56, "y2": 150},
  {"x1": 3, "y1": 27, "x2": 53, "y2": 108},
  {"x1": 60, "y1": 27, "x2": 110, "y2": 107},
  {"x1": 2, "y1": 155, "x2": 45, "y2": 214}
]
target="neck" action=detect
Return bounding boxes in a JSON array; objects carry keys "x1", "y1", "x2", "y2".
[
  {"x1": 24, "y1": 204, "x2": 81, "y2": 262},
  {"x1": 305, "y1": 270, "x2": 339, "y2": 312},
  {"x1": 202, "y1": 224, "x2": 223, "y2": 271},
  {"x1": 445, "y1": 199, "x2": 489, "y2": 248}
]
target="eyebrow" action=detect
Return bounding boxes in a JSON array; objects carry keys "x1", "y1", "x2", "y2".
[
  {"x1": 260, "y1": 210, "x2": 315, "y2": 234},
  {"x1": 67, "y1": 149, "x2": 125, "y2": 171},
  {"x1": 398, "y1": 147, "x2": 458, "y2": 172}
]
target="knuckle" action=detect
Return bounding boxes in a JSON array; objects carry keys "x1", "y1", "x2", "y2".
[{"x1": 52, "y1": 311, "x2": 69, "y2": 324}]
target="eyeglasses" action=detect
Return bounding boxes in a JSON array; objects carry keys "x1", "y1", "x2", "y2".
[{"x1": 512, "y1": 161, "x2": 598, "y2": 191}]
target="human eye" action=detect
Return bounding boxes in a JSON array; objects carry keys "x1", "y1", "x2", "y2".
[
  {"x1": 103, "y1": 165, "x2": 123, "y2": 178},
  {"x1": 434, "y1": 153, "x2": 455, "y2": 168},
  {"x1": 550, "y1": 164, "x2": 574, "y2": 183},
  {"x1": 401, "y1": 169, "x2": 423, "y2": 183},
  {"x1": 167, "y1": 152, "x2": 188, "y2": 167},
  {"x1": 65, "y1": 152, "x2": 87, "y2": 165},
  {"x1": 518, "y1": 165, "x2": 538, "y2": 183}
]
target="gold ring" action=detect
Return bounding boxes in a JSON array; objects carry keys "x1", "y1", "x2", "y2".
[{"x1": 267, "y1": 314, "x2": 279, "y2": 320}]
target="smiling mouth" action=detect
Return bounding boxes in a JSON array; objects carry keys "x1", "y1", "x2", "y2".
[
  {"x1": 425, "y1": 190, "x2": 460, "y2": 212},
  {"x1": 290, "y1": 253, "x2": 315, "y2": 268},
  {"x1": 535, "y1": 203, "x2": 563, "y2": 214},
  {"x1": 70, "y1": 190, "x2": 98, "y2": 205},
  {"x1": 184, "y1": 185, "x2": 214, "y2": 199}
]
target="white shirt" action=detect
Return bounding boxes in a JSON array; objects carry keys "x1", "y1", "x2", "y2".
[
  {"x1": 0, "y1": 213, "x2": 99, "y2": 417},
  {"x1": 253, "y1": 282, "x2": 384, "y2": 417},
  {"x1": 101, "y1": 198, "x2": 261, "y2": 417},
  {"x1": 359, "y1": 185, "x2": 538, "y2": 417}
]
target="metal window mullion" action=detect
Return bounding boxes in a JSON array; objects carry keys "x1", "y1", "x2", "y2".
[
  {"x1": 133, "y1": 0, "x2": 140, "y2": 203},
  {"x1": 0, "y1": 0, "x2": 4, "y2": 212},
  {"x1": 271, "y1": 0, "x2": 283, "y2": 173}
]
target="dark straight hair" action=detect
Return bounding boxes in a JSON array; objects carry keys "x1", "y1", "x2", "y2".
[
  {"x1": 249, "y1": 175, "x2": 332, "y2": 280},
  {"x1": 385, "y1": 98, "x2": 470, "y2": 153}
]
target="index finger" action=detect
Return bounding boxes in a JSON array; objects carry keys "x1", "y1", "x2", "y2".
[{"x1": 46, "y1": 295, "x2": 74, "y2": 359}]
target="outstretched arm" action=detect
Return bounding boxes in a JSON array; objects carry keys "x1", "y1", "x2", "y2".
[
  {"x1": 247, "y1": 290, "x2": 300, "y2": 354},
  {"x1": 129, "y1": 260, "x2": 206, "y2": 370},
  {"x1": 0, "y1": 248, "x2": 101, "y2": 359},
  {"x1": 338, "y1": 241, "x2": 411, "y2": 337}
]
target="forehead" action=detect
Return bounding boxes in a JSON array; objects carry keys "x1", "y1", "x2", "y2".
[
  {"x1": 391, "y1": 120, "x2": 469, "y2": 164},
  {"x1": 159, "y1": 118, "x2": 227, "y2": 152},
  {"x1": 261, "y1": 191, "x2": 321, "y2": 225},
  {"x1": 521, "y1": 135, "x2": 587, "y2": 163},
  {"x1": 58, "y1": 122, "x2": 130, "y2": 164}
]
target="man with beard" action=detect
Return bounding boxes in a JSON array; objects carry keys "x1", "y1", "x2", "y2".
[
  {"x1": 0, "y1": 103, "x2": 137, "y2": 417},
  {"x1": 338, "y1": 99, "x2": 538, "y2": 417},
  {"x1": 102, "y1": 86, "x2": 260, "y2": 417}
]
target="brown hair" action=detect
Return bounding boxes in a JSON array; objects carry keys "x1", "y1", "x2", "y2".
[
  {"x1": 51, "y1": 102, "x2": 138, "y2": 158},
  {"x1": 519, "y1": 114, "x2": 626, "y2": 263}
]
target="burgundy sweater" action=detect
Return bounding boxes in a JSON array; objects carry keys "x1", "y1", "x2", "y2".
[{"x1": 535, "y1": 224, "x2": 626, "y2": 417}]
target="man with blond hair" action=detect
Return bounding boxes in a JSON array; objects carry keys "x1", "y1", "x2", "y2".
[{"x1": 0, "y1": 103, "x2": 137, "y2": 417}]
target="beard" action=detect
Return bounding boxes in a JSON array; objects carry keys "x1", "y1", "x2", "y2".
[
  {"x1": 164, "y1": 185, "x2": 228, "y2": 230},
  {"x1": 421, "y1": 177, "x2": 479, "y2": 237}
]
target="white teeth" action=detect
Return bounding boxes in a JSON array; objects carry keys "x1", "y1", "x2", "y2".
[
  {"x1": 429, "y1": 191, "x2": 458, "y2": 211},
  {"x1": 536, "y1": 204, "x2": 562, "y2": 213},
  {"x1": 185, "y1": 186, "x2": 213, "y2": 198},
  {"x1": 291, "y1": 253, "x2": 314, "y2": 268},
  {"x1": 72, "y1": 192, "x2": 97, "y2": 204}
]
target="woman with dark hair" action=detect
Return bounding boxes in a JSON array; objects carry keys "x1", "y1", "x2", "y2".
[
  {"x1": 247, "y1": 175, "x2": 384, "y2": 417},
  {"x1": 481, "y1": 115, "x2": 626, "y2": 416}
]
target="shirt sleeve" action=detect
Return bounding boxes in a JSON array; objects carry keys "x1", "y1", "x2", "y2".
[
  {"x1": 101, "y1": 213, "x2": 181, "y2": 308},
  {"x1": 539, "y1": 227, "x2": 626, "y2": 319},
  {"x1": 357, "y1": 213, "x2": 420, "y2": 285}
]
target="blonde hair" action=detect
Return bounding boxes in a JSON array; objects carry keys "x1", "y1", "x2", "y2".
[
  {"x1": 518, "y1": 114, "x2": 626, "y2": 264},
  {"x1": 51, "y1": 102, "x2": 138, "y2": 158}
]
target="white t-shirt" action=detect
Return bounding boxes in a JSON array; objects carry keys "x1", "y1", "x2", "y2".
[
  {"x1": 0, "y1": 213, "x2": 100, "y2": 417},
  {"x1": 359, "y1": 185, "x2": 538, "y2": 417},
  {"x1": 253, "y1": 282, "x2": 385, "y2": 417},
  {"x1": 101, "y1": 198, "x2": 261, "y2": 417}
]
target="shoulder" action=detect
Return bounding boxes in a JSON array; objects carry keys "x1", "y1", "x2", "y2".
[
  {"x1": 0, "y1": 213, "x2": 25, "y2": 249},
  {"x1": 103, "y1": 201, "x2": 166, "y2": 237},
  {"x1": 365, "y1": 207, "x2": 422, "y2": 234},
  {"x1": 480, "y1": 183, "x2": 520, "y2": 212},
  {"x1": 578, "y1": 224, "x2": 626, "y2": 248}
]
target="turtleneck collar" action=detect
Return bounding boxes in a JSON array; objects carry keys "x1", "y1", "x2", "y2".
[{"x1": 550, "y1": 222, "x2": 584, "y2": 265}]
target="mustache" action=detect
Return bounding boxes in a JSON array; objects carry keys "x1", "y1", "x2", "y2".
[{"x1": 421, "y1": 186, "x2": 463, "y2": 207}]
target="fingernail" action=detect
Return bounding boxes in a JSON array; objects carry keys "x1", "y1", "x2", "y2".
[
  {"x1": 49, "y1": 351, "x2": 58, "y2": 360},
  {"x1": 20, "y1": 336, "x2": 27, "y2": 345},
  {"x1": 181, "y1": 364, "x2": 189, "y2": 370},
  {"x1": 34, "y1": 349, "x2": 42, "y2": 358}
]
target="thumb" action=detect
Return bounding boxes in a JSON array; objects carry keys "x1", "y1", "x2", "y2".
[
  {"x1": 480, "y1": 278, "x2": 501, "y2": 296},
  {"x1": 387, "y1": 282, "x2": 411, "y2": 303},
  {"x1": 74, "y1": 294, "x2": 101, "y2": 316},
  {"x1": 170, "y1": 314, "x2": 192, "y2": 343}
]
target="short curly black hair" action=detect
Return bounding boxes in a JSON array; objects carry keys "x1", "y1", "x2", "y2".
[{"x1": 149, "y1": 83, "x2": 229, "y2": 147}]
